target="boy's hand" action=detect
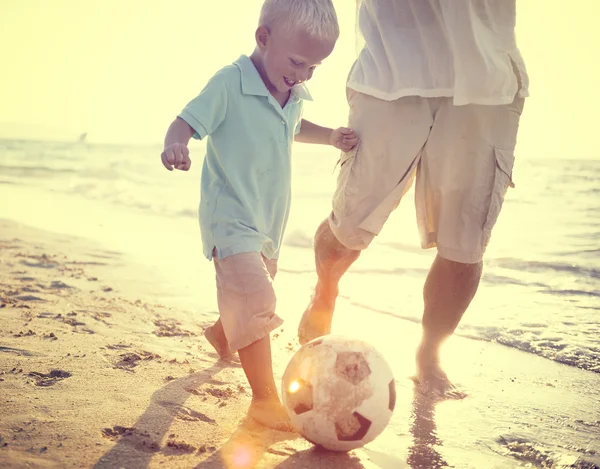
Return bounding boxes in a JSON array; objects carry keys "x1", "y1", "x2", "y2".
[
  {"x1": 161, "y1": 143, "x2": 191, "y2": 171},
  {"x1": 329, "y1": 127, "x2": 359, "y2": 152}
]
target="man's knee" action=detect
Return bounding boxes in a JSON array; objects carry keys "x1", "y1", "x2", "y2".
[
  {"x1": 436, "y1": 254, "x2": 483, "y2": 280},
  {"x1": 326, "y1": 212, "x2": 377, "y2": 252},
  {"x1": 314, "y1": 217, "x2": 361, "y2": 271}
]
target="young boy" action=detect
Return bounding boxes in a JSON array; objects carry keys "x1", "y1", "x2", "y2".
[{"x1": 160, "y1": 0, "x2": 358, "y2": 431}]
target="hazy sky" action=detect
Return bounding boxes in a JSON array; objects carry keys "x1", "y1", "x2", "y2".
[{"x1": 1, "y1": 0, "x2": 599, "y2": 160}]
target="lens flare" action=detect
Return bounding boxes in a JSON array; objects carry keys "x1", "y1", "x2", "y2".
[
  {"x1": 223, "y1": 440, "x2": 258, "y2": 469},
  {"x1": 289, "y1": 380, "x2": 301, "y2": 393}
]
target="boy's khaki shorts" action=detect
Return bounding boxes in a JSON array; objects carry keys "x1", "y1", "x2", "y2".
[
  {"x1": 329, "y1": 89, "x2": 525, "y2": 264},
  {"x1": 214, "y1": 251, "x2": 282, "y2": 352}
]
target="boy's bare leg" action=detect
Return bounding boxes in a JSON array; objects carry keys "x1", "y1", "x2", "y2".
[
  {"x1": 238, "y1": 335, "x2": 294, "y2": 432},
  {"x1": 298, "y1": 218, "x2": 360, "y2": 344},
  {"x1": 204, "y1": 318, "x2": 236, "y2": 360},
  {"x1": 415, "y1": 255, "x2": 482, "y2": 399}
]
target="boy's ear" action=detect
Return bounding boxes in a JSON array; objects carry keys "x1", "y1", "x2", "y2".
[{"x1": 255, "y1": 26, "x2": 270, "y2": 49}]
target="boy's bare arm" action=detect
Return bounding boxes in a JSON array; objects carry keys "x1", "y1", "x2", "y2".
[
  {"x1": 295, "y1": 119, "x2": 358, "y2": 152},
  {"x1": 294, "y1": 119, "x2": 333, "y2": 145},
  {"x1": 161, "y1": 117, "x2": 195, "y2": 171}
]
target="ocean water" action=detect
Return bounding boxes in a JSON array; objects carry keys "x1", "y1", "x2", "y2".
[
  {"x1": 0, "y1": 138, "x2": 598, "y2": 374},
  {"x1": 1, "y1": 138, "x2": 599, "y2": 468}
]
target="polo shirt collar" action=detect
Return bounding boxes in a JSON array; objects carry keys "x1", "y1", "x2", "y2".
[
  {"x1": 291, "y1": 83, "x2": 313, "y2": 102},
  {"x1": 234, "y1": 55, "x2": 313, "y2": 102}
]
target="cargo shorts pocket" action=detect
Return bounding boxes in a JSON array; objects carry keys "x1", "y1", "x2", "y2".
[
  {"x1": 482, "y1": 147, "x2": 515, "y2": 247},
  {"x1": 332, "y1": 143, "x2": 361, "y2": 217}
]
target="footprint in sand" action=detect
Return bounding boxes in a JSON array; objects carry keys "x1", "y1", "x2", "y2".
[
  {"x1": 101, "y1": 426, "x2": 135, "y2": 439},
  {"x1": 204, "y1": 385, "x2": 237, "y2": 400},
  {"x1": 0, "y1": 293, "x2": 17, "y2": 308},
  {"x1": 101, "y1": 426, "x2": 161, "y2": 452},
  {"x1": 153, "y1": 318, "x2": 195, "y2": 338},
  {"x1": 0, "y1": 239, "x2": 21, "y2": 250},
  {"x1": 19, "y1": 257, "x2": 58, "y2": 269},
  {"x1": 52, "y1": 313, "x2": 95, "y2": 334},
  {"x1": 0, "y1": 346, "x2": 37, "y2": 356},
  {"x1": 13, "y1": 329, "x2": 36, "y2": 337},
  {"x1": 61, "y1": 316, "x2": 86, "y2": 327},
  {"x1": 27, "y1": 369, "x2": 72, "y2": 387},
  {"x1": 104, "y1": 342, "x2": 133, "y2": 350},
  {"x1": 101, "y1": 349, "x2": 161, "y2": 372},
  {"x1": 158, "y1": 401, "x2": 216, "y2": 424},
  {"x1": 67, "y1": 309, "x2": 113, "y2": 326},
  {"x1": 48, "y1": 280, "x2": 73, "y2": 290},
  {"x1": 165, "y1": 439, "x2": 197, "y2": 454},
  {"x1": 14, "y1": 295, "x2": 46, "y2": 302}
]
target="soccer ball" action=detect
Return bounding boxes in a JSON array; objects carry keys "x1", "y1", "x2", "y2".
[{"x1": 281, "y1": 335, "x2": 396, "y2": 452}]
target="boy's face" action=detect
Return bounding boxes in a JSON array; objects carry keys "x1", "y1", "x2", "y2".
[{"x1": 255, "y1": 26, "x2": 336, "y2": 94}]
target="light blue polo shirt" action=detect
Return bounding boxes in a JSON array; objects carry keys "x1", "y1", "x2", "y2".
[{"x1": 178, "y1": 55, "x2": 312, "y2": 261}]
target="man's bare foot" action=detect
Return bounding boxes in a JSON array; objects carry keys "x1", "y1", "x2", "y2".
[
  {"x1": 204, "y1": 325, "x2": 236, "y2": 361},
  {"x1": 298, "y1": 288, "x2": 336, "y2": 345},
  {"x1": 247, "y1": 397, "x2": 295, "y2": 432},
  {"x1": 412, "y1": 365, "x2": 467, "y2": 400},
  {"x1": 413, "y1": 342, "x2": 466, "y2": 400}
]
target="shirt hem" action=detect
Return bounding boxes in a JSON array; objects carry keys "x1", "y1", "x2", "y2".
[
  {"x1": 203, "y1": 242, "x2": 279, "y2": 261},
  {"x1": 346, "y1": 83, "x2": 454, "y2": 101},
  {"x1": 346, "y1": 83, "x2": 529, "y2": 105}
]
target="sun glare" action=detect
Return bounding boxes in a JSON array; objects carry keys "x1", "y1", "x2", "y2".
[{"x1": 289, "y1": 380, "x2": 301, "y2": 393}]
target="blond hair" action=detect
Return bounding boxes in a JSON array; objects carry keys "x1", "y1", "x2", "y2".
[{"x1": 259, "y1": 0, "x2": 340, "y2": 42}]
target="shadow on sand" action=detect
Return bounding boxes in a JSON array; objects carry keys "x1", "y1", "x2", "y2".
[
  {"x1": 93, "y1": 366, "x2": 446, "y2": 469},
  {"x1": 92, "y1": 360, "x2": 236, "y2": 469}
]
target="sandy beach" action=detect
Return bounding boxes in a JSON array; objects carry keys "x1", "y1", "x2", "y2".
[
  {"x1": 0, "y1": 219, "x2": 308, "y2": 468},
  {"x1": 1, "y1": 214, "x2": 599, "y2": 468}
]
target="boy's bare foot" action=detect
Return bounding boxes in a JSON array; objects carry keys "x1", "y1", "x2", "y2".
[
  {"x1": 204, "y1": 325, "x2": 236, "y2": 361},
  {"x1": 247, "y1": 397, "x2": 295, "y2": 432},
  {"x1": 298, "y1": 289, "x2": 335, "y2": 345}
]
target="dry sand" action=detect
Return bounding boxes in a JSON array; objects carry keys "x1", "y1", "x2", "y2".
[{"x1": 0, "y1": 220, "x2": 385, "y2": 469}]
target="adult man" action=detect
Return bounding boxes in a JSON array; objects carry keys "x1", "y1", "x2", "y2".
[{"x1": 298, "y1": 0, "x2": 528, "y2": 397}]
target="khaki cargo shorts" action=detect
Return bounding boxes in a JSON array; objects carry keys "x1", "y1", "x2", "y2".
[
  {"x1": 213, "y1": 251, "x2": 282, "y2": 352},
  {"x1": 329, "y1": 89, "x2": 525, "y2": 264}
]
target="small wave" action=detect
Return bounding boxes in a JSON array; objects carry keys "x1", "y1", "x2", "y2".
[
  {"x1": 173, "y1": 208, "x2": 197, "y2": 218},
  {"x1": 349, "y1": 267, "x2": 429, "y2": 277},
  {"x1": 492, "y1": 334, "x2": 600, "y2": 373},
  {"x1": 379, "y1": 241, "x2": 429, "y2": 255},
  {"x1": 344, "y1": 300, "x2": 600, "y2": 373},
  {"x1": 556, "y1": 248, "x2": 600, "y2": 258},
  {"x1": 497, "y1": 435, "x2": 599, "y2": 469},
  {"x1": 492, "y1": 258, "x2": 600, "y2": 280},
  {"x1": 481, "y1": 273, "x2": 549, "y2": 288},
  {"x1": 540, "y1": 288, "x2": 600, "y2": 299},
  {"x1": 0, "y1": 164, "x2": 77, "y2": 175}
]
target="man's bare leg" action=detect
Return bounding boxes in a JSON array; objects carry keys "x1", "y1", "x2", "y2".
[
  {"x1": 415, "y1": 255, "x2": 482, "y2": 398},
  {"x1": 298, "y1": 219, "x2": 360, "y2": 344},
  {"x1": 238, "y1": 335, "x2": 294, "y2": 432}
]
